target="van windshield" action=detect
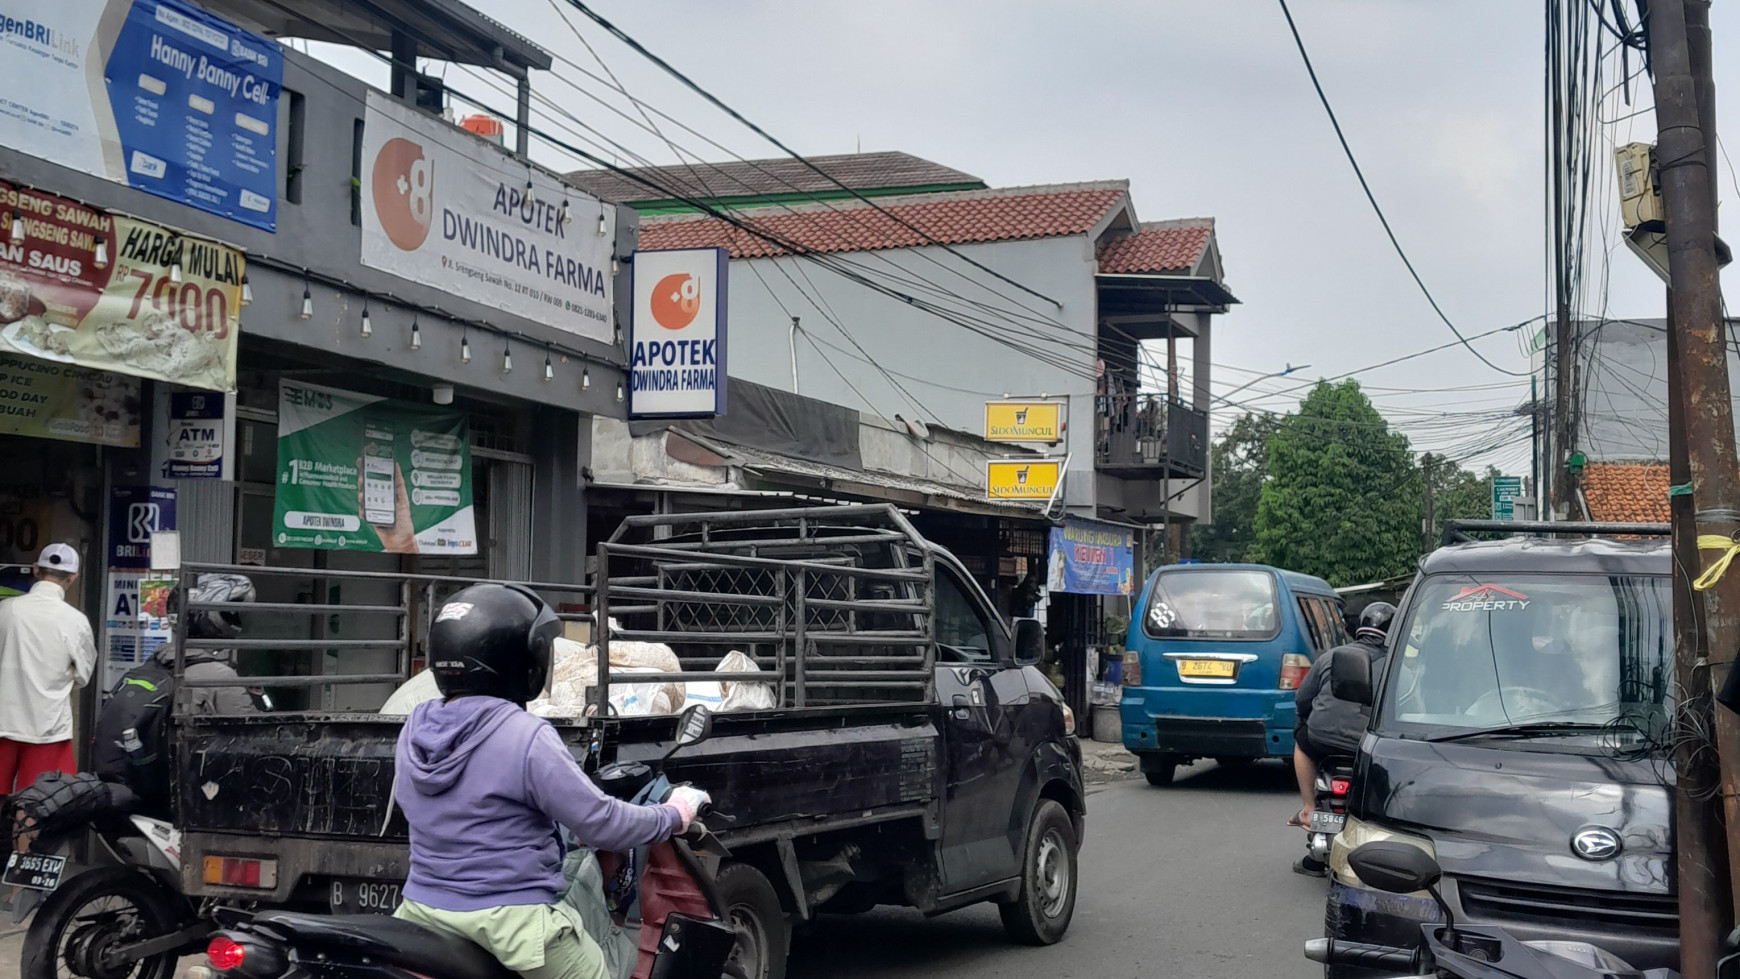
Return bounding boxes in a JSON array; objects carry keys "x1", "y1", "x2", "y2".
[
  {"x1": 1142, "y1": 569, "x2": 1280, "y2": 640},
  {"x1": 1377, "y1": 574, "x2": 1670, "y2": 741}
]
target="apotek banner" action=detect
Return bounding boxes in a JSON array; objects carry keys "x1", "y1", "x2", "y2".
[
  {"x1": 359, "y1": 91, "x2": 614, "y2": 343},
  {"x1": 1047, "y1": 518, "x2": 1135, "y2": 597},
  {"x1": 273, "y1": 381, "x2": 476, "y2": 555},
  {"x1": 0, "y1": 181, "x2": 242, "y2": 391},
  {"x1": 629, "y1": 247, "x2": 727, "y2": 417},
  {"x1": 0, "y1": 0, "x2": 282, "y2": 230}
]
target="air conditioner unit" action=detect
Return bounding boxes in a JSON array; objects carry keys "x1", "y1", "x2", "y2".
[{"x1": 1615, "y1": 143, "x2": 1664, "y2": 230}]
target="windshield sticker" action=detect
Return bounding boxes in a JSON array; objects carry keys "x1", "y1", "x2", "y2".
[
  {"x1": 1148, "y1": 602, "x2": 1177, "y2": 629},
  {"x1": 1442, "y1": 584, "x2": 1531, "y2": 612}
]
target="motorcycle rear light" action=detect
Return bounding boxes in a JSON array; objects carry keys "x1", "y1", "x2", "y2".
[
  {"x1": 1330, "y1": 777, "x2": 1351, "y2": 797},
  {"x1": 207, "y1": 937, "x2": 246, "y2": 972},
  {"x1": 1278, "y1": 653, "x2": 1312, "y2": 690},
  {"x1": 203, "y1": 856, "x2": 278, "y2": 889},
  {"x1": 1121, "y1": 651, "x2": 1141, "y2": 686}
]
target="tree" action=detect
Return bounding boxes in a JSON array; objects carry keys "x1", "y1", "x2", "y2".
[
  {"x1": 1192, "y1": 412, "x2": 1281, "y2": 564},
  {"x1": 1423, "y1": 457, "x2": 1499, "y2": 546},
  {"x1": 1250, "y1": 381, "x2": 1420, "y2": 586}
]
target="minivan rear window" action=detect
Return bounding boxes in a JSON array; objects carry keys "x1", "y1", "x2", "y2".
[
  {"x1": 1378, "y1": 574, "x2": 1670, "y2": 739},
  {"x1": 1142, "y1": 569, "x2": 1280, "y2": 640}
]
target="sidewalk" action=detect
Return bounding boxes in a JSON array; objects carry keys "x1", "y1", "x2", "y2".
[
  {"x1": 1079, "y1": 735, "x2": 1139, "y2": 783},
  {"x1": 1, "y1": 924, "x2": 26, "y2": 979}
]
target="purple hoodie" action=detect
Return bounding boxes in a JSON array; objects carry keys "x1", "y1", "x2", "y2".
[{"x1": 395, "y1": 696, "x2": 683, "y2": 911}]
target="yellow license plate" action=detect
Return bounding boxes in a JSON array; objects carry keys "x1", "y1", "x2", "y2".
[{"x1": 1176, "y1": 658, "x2": 1237, "y2": 679}]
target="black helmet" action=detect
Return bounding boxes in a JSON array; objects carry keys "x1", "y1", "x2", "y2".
[
  {"x1": 428, "y1": 583, "x2": 562, "y2": 705},
  {"x1": 1356, "y1": 602, "x2": 1397, "y2": 641},
  {"x1": 171, "y1": 573, "x2": 255, "y2": 640}
]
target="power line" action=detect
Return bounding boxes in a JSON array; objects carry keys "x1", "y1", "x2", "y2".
[{"x1": 1275, "y1": 0, "x2": 1529, "y2": 378}]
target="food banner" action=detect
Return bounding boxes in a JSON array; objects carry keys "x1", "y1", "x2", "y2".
[
  {"x1": 0, "y1": 181, "x2": 242, "y2": 391},
  {"x1": 1047, "y1": 518, "x2": 1135, "y2": 597},
  {"x1": 0, "y1": 0, "x2": 282, "y2": 230},
  {"x1": 0, "y1": 353, "x2": 140, "y2": 446},
  {"x1": 359, "y1": 90, "x2": 614, "y2": 343},
  {"x1": 272, "y1": 381, "x2": 477, "y2": 555}
]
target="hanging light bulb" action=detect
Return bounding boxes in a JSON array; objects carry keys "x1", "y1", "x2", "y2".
[
  {"x1": 360, "y1": 299, "x2": 372, "y2": 338},
  {"x1": 240, "y1": 276, "x2": 253, "y2": 306},
  {"x1": 524, "y1": 173, "x2": 535, "y2": 207},
  {"x1": 596, "y1": 205, "x2": 608, "y2": 237},
  {"x1": 93, "y1": 236, "x2": 108, "y2": 268},
  {"x1": 10, "y1": 212, "x2": 23, "y2": 239},
  {"x1": 612, "y1": 324, "x2": 622, "y2": 347},
  {"x1": 610, "y1": 256, "x2": 619, "y2": 276},
  {"x1": 410, "y1": 315, "x2": 422, "y2": 350},
  {"x1": 299, "y1": 276, "x2": 313, "y2": 320},
  {"x1": 502, "y1": 341, "x2": 513, "y2": 374},
  {"x1": 558, "y1": 198, "x2": 571, "y2": 225},
  {"x1": 615, "y1": 381, "x2": 625, "y2": 403},
  {"x1": 581, "y1": 365, "x2": 591, "y2": 391},
  {"x1": 543, "y1": 351, "x2": 554, "y2": 382},
  {"x1": 460, "y1": 332, "x2": 471, "y2": 364},
  {"x1": 169, "y1": 261, "x2": 183, "y2": 284}
]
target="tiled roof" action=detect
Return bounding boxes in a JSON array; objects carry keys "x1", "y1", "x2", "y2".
[
  {"x1": 1581, "y1": 462, "x2": 1669, "y2": 523},
  {"x1": 637, "y1": 182, "x2": 1131, "y2": 258},
  {"x1": 1096, "y1": 219, "x2": 1216, "y2": 275},
  {"x1": 566, "y1": 151, "x2": 983, "y2": 205}
]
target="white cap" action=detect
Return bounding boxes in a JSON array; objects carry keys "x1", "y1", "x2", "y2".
[{"x1": 36, "y1": 543, "x2": 79, "y2": 575}]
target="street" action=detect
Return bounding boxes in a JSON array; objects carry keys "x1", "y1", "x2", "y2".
[{"x1": 785, "y1": 760, "x2": 1321, "y2": 979}]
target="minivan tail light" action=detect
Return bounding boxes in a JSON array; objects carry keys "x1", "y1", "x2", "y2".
[
  {"x1": 1278, "y1": 653, "x2": 1312, "y2": 690},
  {"x1": 1121, "y1": 651, "x2": 1141, "y2": 686}
]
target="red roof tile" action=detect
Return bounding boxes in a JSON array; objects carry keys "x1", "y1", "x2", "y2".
[
  {"x1": 1581, "y1": 462, "x2": 1669, "y2": 523},
  {"x1": 1096, "y1": 219, "x2": 1215, "y2": 275},
  {"x1": 637, "y1": 183, "x2": 1129, "y2": 258}
]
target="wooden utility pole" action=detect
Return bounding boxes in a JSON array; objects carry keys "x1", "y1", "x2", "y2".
[{"x1": 1651, "y1": 0, "x2": 1740, "y2": 923}]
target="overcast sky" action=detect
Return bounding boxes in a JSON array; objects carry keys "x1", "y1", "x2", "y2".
[{"x1": 311, "y1": 0, "x2": 1740, "y2": 475}]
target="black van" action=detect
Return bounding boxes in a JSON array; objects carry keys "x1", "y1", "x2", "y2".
[{"x1": 1322, "y1": 524, "x2": 1675, "y2": 976}]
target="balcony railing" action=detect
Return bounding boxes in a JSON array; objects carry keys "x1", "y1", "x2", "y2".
[{"x1": 1095, "y1": 394, "x2": 1208, "y2": 478}]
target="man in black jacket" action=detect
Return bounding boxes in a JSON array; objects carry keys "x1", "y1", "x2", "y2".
[{"x1": 1291, "y1": 601, "x2": 1395, "y2": 875}]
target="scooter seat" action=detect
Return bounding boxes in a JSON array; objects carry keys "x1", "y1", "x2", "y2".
[{"x1": 251, "y1": 911, "x2": 518, "y2": 979}]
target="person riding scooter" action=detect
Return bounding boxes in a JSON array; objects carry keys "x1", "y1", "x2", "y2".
[
  {"x1": 392, "y1": 582, "x2": 709, "y2": 979},
  {"x1": 1290, "y1": 601, "x2": 1395, "y2": 876}
]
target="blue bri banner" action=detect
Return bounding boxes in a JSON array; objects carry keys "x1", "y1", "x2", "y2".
[
  {"x1": 1047, "y1": 518, "x2": 1136, "y2": 597},
  {"x1": 0, "y1": 0, "x2": 282, "y2": 231}
]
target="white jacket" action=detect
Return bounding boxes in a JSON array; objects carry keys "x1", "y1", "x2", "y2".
[{"x1": 0, "y1": 581, "x2": 97, "y2": 742}]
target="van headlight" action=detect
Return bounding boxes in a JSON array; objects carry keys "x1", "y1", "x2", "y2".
[{"x1": 1329, "y1": 815, "x2": 1436, "y2": 890}]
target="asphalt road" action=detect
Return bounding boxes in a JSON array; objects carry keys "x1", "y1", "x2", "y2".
[{"x1": 785, "y1": 759, "x2": 1326, "y2": 979}]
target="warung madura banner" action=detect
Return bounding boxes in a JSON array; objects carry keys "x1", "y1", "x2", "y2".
[{"x1": 273, "y1": 381, "x2": 476, "y2": 555}]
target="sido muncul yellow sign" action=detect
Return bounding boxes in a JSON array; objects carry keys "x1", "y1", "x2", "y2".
[
  {"x1": 985, "y1": 459, "x2": 1063, "y2": 500},
  {"x1": 984, "y1": 401, "x2": 1062, "y2": 443}
]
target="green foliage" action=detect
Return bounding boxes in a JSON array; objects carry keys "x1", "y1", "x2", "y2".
[
  {"x1": 1425, "y1": 460, "x2": 1500, "y2": 543},
  {"x1": 1249, "y1": 381, "x2": 1420, "y2": 587},
  {"x1": 1191, "y1": 413, "x2": 1281, "y2": 564}
]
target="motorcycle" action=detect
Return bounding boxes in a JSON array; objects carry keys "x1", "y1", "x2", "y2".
[
  {"x1": 6, "y1": 774, "x2": 212, "y2": 979},
  {"x1": 1304, "y1": 842, "x2": 1695, "y2": 979},
  {"x1": 1299, "y1": 755, "x2": 1354, "y2": 876},
  {"x1": 202, "y1": 704, "x2": 743, "y2": 979}
]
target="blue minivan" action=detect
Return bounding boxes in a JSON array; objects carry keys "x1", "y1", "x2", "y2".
[{"x1": 1120, "y1": 563, "x2": 1344, "y2": 785}]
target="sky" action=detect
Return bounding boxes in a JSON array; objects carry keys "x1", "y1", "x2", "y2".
[{"x1": 302, "y1": 0, "x2": 1740, "y2": 476}]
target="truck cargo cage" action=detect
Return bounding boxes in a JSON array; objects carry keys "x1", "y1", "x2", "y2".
[
  {"x1": 597, "y1": 504, "x2": 939, "y2": 712},
  {"x1": 168, "y1": 563, "x2": 593, "y2": 714}
]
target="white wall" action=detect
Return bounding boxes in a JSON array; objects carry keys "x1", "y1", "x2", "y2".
[{"x1": 725, "y1": 236, "x2": 1099, "y2": 505}]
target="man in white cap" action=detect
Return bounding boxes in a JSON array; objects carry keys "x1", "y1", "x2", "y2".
[{"x1": 0, "y1": 543, "x2": 97, "y2": 794}]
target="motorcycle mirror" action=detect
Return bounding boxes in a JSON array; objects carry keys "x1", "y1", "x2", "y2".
[
  {"x1": 1346, "y1": 842, "x2": 1442, "y2": 895},
  {"x1": 674, "y1": 705, "x2": 713, "y2": 748}
]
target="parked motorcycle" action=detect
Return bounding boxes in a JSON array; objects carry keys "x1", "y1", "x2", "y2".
[
  {"x1": 6, "y1": 774, "x2": 212, "y2": 979},
  {"x1": 1304, "y1": 842, "x2": 1691, "y2": 979},
  {"x1": 202, "y1": 705, "x2": 742, "y2": 979},
  {"x1": 1299, "y1": 755, "x2": 1353, "y2": 876}
]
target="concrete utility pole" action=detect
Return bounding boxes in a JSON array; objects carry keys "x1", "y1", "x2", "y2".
[
  {"x1": 1421, "y1": 453, "x2": 1435, "y2": 554},
  {"x1": 1650, "y1": 0, "x2": 1740, "y2": 935}
]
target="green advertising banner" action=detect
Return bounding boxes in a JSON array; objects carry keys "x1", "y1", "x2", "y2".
[{"x1": 273, "y1": 381, "x2": 477, "y2": 554}]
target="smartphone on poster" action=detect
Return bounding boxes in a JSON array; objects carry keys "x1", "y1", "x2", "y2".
[{"x1": 362, "y1": 431, "x2": 396, "y2": 526}]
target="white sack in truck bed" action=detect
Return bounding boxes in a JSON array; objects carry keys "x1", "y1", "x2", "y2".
[{"x1": 529, "y1": 636, "x2": 688, "y2": 717}]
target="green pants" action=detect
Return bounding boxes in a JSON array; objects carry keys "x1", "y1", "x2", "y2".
[{"x1": 395, "y1": 898, "x2": 609, "y2": 979}]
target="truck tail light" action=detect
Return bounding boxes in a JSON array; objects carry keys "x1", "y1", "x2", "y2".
[
  {"x1": 1121, "y1": 651, "x2": 1141, "y2": 686},
  {"x1": 203, "y1": 856, "x2": 278, "y2": 889},
  {"x1": 1278, "y1": 653, "x2": 1312, "y2": 690}
]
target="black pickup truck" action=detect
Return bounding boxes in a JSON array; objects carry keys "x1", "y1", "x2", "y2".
[{"x1": 169, "y1": 505, "x2": 1085, "y2": 979}]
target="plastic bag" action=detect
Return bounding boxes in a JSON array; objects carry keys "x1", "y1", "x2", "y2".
[
  {"x1": 717, "y1": 650, "x2": 777, "y2": 712},
  {"x1": 609, "y1": 667, "x2": 679, "y2": 716}
]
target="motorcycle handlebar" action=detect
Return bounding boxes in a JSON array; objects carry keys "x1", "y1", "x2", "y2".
[{"x1": 1303, "y1": 938, "x2": 1420, "y2": 972}]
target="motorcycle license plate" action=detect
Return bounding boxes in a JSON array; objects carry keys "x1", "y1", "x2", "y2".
[
  {"x1": 3, "y1": 852, "x2": 65, "y2": 891},
  {"x1": 1308, "y1": 811, "x2": 1345, "y2": 835},
  {"x1": 1176, "y1": 658, "x2": 1236, "y2": 679},
  {"x1": 328, "y1": 878, "x2": 403, "y2": 915}
]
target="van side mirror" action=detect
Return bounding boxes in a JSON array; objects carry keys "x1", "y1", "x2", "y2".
[
  {"x1": 1331, "y1": 645, "x2": 1374, "y2": 706},
  {"x1": 1347, "y1": 842, "x2": 1442, "y2": 895},
  {"x1": 1013, "y1": 618, "x2": 1044, "y2": 667}
]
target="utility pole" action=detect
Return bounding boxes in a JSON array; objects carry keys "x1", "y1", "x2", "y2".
[
  {"x1": 1651, "y1": 0, "x2": 1740, "y2": 925},
  {"x1": 1421, "y1": 453, "x2": 1435, "y2": 554},
  {"x1": 1548, "y1": 0, "x2": 1574, "y2": 521}
]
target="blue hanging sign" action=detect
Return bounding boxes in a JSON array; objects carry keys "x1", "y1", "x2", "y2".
[{"x1": 1046, "y1": 518, "x2": 1136, "y2": 597}]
